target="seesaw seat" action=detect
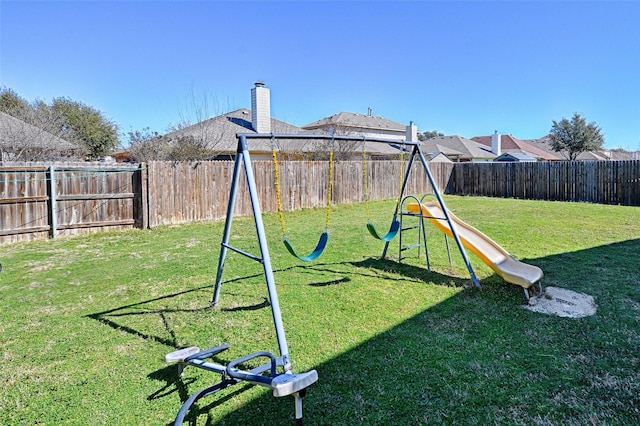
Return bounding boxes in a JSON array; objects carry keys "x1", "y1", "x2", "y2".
[{"x1": 271, "y1": 370, "x2": 319, "y2": 397}]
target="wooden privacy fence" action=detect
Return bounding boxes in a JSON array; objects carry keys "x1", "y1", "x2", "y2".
[
  {"x1": 2, "y1": 159, "x2": 638, "y2": 244},
  {"x1": 451, "y1": 160, "x2": 640, "y2": 206},
  {"x1": 1, "y1": 160, "x2": 446, "y2": 244},
  {"x1": 146, "y1": 160, "x2": 451, "y2": 228},
  {"x1": 0, "y1": 163, "x2": 145, "y2": 244}
]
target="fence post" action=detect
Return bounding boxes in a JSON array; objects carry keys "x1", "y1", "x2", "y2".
[
  {"x1": 47, "y1": 166, "x2": 58, "y2": 239},
  {"x1": 139, "y1": 163, "x2": 149, "y2": 229}
]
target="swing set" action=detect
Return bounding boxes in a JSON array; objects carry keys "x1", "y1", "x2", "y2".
[{"x1": 165, "y1": 133, "x2": 480, "y2": 425}]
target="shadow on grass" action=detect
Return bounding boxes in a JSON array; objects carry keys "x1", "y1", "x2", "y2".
[
  {"x1": 147, "y1": 365, "x2": 196, "y2": 402},
  {"x1": 85, "y1": 285, "x2": 214, "y2": 347},
  {"x1": 222, "y1": 297, "x2": 270, "y2": 312},
  {"x1": 186, "y1": 240, "x2": 640, "y2": 425},
  {"x1": 350, "y1": 257, "x2": 469, "y2": 287},
  {"x1": 84, "y1": 239, "x2": 640, "y2": 424},
  {"x1": 84, "y1": 263, "x2": 353, "y2": 349}
]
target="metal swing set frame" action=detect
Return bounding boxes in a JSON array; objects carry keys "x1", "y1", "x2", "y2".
[{"x1": 166, "y1": 133, "x2": 480, "y2": 425}]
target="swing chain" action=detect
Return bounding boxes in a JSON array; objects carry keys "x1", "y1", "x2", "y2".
[
  {"x1": 362, "y1": 137, "x2": 371, "y2": 221},
  {"x1": 325, "y1": 135, "x2": 335, "y2": 230},
  {"x1": 396, "y1": 142, "x2": 406, "y2": 210},
  {"x1": 271, "y1": 135, "x2": 288, "y2": 236}
]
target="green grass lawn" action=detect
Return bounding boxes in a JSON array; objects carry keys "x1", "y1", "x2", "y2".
[{"x1": 1, "y1": 196, "x2": 639, "y2": 425}]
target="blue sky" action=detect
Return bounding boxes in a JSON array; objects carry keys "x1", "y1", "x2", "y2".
[{"x1": 1, "y1": 1, "x2": 639, "y2": 149}]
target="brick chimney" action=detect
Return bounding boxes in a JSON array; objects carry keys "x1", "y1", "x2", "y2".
[
  {"x1": 251, "y1": 82, "x2": 271, "y2": 133},
  {"x1": 491, "y1": 130, "x2": 501, "y2": 156}
]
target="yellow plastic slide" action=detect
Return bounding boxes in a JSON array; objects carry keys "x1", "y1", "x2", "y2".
[{"x1": 407, "y1": 202, "x2": 543, "y2": 289}]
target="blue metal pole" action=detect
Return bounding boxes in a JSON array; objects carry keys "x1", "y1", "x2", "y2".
[
  {"x1": 239, "y1": 135, "x2": 292, "y2": 370},
  {"x1": 415, "y1": 145, "x2": 481, "y2": 288},
  {"x1": 211, "y1": 140, "x2": 245, "y2": 307},
  {"x1": 382, "y1": 148, "x2": 416, "y2": 259}
]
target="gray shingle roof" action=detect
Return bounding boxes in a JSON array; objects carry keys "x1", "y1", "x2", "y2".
[
  {"x1": 494, "y1": 152, "x2": 537, "y2": 162},
  {"x1": 163, "y1": 108, "x2": 306, "y2": 152},
  {"x1": 163, "y1": 109, "x2": 401, "y2": 156},
  {"x1": 473, "y1": 134, "x2": 560, "y2": 160},
  {"x1": 525, "y1": 135, "x2": 610, "y2": 161},
  {"x1": 0, "y1": 111, "x2": 79, "y2": 150},
  {"x1": 421, "y1": 135, "x2": 496, "y2": 161},
  {"x1": 302, "y1": 112, "x2": 405, "y2": 133}
]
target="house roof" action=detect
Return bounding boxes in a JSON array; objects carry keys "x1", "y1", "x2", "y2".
[
  {"x1": 426, "y1": 152, "x2": 453, "y2": 163},
  {"x1": 603, "y1": 150, "x2": 637, "y2": 161},
  {"x1": 494, "y1": 152, "x2": 537, "y2": 162},
  {"x1": 302, "y1": 112, "x2": 406, "y2": 133},
  {"x1": 163, "y1": 108, "x2": 400, "y2": 156},
  {"x1": 421, "y1": 135, "x2": 496, "y2": 161},
  {"x1": 472, "y1": 134, "x2": 560, "y2": 160},
  {"x1": 164, "y1": 108, "x2": 305, "y2": 152},
  {"x1": 0, "y1": 111, "x2": 79, "y2": 150},
  {"x1": 524, "y1": 135, "x2": 616, "y2": 161}
]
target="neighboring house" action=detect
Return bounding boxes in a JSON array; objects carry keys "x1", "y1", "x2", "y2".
[
  {"x1": 302, "y1": 110, "x2": 411, "y2": 142},
  {"x1": 604, "y1": 150, "x2": 638, "y2": 161},
  {"x1": 421, "y1": 135, "x2": 497, "y2": 162},
  {"x1": 425, "y1": 152, "x2": 453, "y2": 163},
  {"x1": 164, "y1": 107, "x2": 306, "y2": 161},
  {"x1": 524, "y1": 135, "x2": 635, "y2": 161},
  {"x1": 161, "y1": 83, "x2": 403, "y2": 161},
  {"x1": 472, "y1": 132, "x2": 559, "y2": 161},
  {"x1": 494, "y1": 152, "x2": 536, "y2": 162},
  {"x1": 301, "y1": 110, "x2": 419, "y2": 160},
  {"x1": 0, "y1": 111, "x2": 83, "y2": 161}
]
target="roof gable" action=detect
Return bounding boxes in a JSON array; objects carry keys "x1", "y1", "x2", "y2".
[
  {"x1": 473, "y1": 134, "x2": 561, "y2": 160},
  {"x1": 0, "y1": 111, "x2": 79, "y2": 150},
  {"x1": 495, "y1": 152, "x2": 536, "y2": 162},
  {"x1": 162, "y1": 109, "x2": 400, "y2": 156},
  {"x1": 302, "y1": 112, "x2": 405, "y2": 133},
  {"x1": 162, "y1": 108, "x2": 306, "y2": 152},
  {"x1": 422, "y1": 135, "x2": 496, "y2": 160}
]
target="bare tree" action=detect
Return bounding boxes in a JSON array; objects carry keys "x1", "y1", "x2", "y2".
[
  {"x1": 289, "y1": 124, "x2": 360, "y2": 161},
  {"x1": 126, "y1": 128, "x2": 171, "y2": 162},
  {"x1": 125, "y1": 88, "x2": 236, "y2": 161},
  {"x1": 164, "y1": 87, "x2": 234, "y2": 159}
]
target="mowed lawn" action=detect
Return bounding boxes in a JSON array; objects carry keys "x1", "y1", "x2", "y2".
[{"x1": 1, "y1": 196, "x2": 639, "y2": 425}]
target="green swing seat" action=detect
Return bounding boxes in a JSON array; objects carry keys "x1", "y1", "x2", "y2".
[
  {"x1": 366, "y1": 219, "x2": 401, "y2": 242},
  {"x1": 283, "y1": 231, "x2": 329, "y2": 263}
]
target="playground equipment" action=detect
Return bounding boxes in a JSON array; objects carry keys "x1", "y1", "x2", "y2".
[
  {"x1": 406, "y1": 201, "x2": 544, "y2": 299},
  {"x1": 208, "y1": 133, "x2": 481, "y2": 300},
  {"x1": 169, "y1": 133, "x2": 483, "y2": 424},
  {"x1": 165, "y1": 344, "x2": 317, "y2": 425},
  {"x1": 398, "y1": 194, "x2": 453, "y2": 271},
  {"x1": 362, "y1": 139, "x2": 403, "y2": 242},
  {"x1": 271, "y1": 135, "x2": 333, "y2": 262}
]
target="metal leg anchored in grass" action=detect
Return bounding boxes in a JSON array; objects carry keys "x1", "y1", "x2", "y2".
[{"x1": 165, "y1": 345, "x2": 317, "y2": 425}]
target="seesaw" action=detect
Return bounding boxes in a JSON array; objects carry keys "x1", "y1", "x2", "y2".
[{"x1": 165, "y1": 345, "x2": 317, "y2": 425}]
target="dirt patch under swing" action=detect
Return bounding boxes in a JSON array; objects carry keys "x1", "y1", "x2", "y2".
[{"x1": 525, "y1": 286, "x2": 597, "y2": 319}]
